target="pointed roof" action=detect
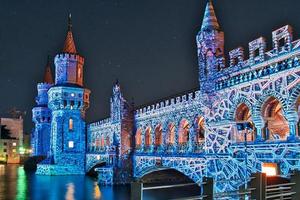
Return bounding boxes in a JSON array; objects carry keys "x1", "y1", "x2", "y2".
[
  {"x1": 62, "y1": 14, "x2": 77, "y2": 54},
  {"x1": 43, "y1": 55, "x2": 54, "y2": 84},
  {"x1": 201, "y1": 0, "x2": 220, "y2": 31}
]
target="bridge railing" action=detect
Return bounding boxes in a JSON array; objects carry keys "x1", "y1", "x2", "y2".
[{"x1": 130, "y1": 177, "x2": 213, "y2": 200}]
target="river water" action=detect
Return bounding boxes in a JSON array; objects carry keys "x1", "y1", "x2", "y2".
[{"x1": 0, "y1": 164, "x2": 199, "y2": 200}]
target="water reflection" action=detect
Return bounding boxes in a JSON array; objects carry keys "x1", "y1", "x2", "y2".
[
  {"x1": 16, "y1": 166, "x2": 27, "y2": 200},
  {"x1": 65, "y1": 183, "x2": 75, "y2": 200},
  {"x1": 94, "y1": 182, "x2": 101, "y2": 199},
  {"x1": 0, "y1": 165, "x2": 197, "y2": 200}
]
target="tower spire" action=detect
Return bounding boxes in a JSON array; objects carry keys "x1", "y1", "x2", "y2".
[
  {"x1": 43, "y1": 55, "x2": 54, "y2": 84},
  {"x1": 201, "y1": 0, "x2": 220, "y2": 31},
  {"x1": 62, "y1": 13, "x2": 77, "y2": 54}
]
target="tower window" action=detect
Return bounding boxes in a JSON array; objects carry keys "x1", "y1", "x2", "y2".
[
  {"x1": 78, "y1": 68, "x2": 82, "y2": 78},
  {"x1": 68, "y1": 141, "x2": 74, "y2": 148},
  {"x1": 69, "y1": 118, "x2": 74, "y2": 131},
  {"x1": 70, "y1": 101, "x2": 74, "y2": 109}
]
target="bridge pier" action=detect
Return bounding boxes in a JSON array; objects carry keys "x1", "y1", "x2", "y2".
[
  {"x1": 95, "y1": 166, "x2": 114, "y2": 185},
  {"x1": 130, "y1": 181, "x2": 143, "y2": 200}
]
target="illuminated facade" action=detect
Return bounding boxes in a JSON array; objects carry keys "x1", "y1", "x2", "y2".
[{"x1": 33, "y1": 1, "x2": 300, "y2": 192}]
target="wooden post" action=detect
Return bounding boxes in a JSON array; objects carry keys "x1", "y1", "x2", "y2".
[
  {"x1": 291, "y1": 170, "x2": 300, "y2": 200},
  {"x1": 202, "y1": 177, "x2": 213, "y2": 200},
  {"x1": 131, "y1": 181, "x2": 143, "y2": 200},
  {"x1": 249, "y1": 172, "x2": 266, "y2": 200}
]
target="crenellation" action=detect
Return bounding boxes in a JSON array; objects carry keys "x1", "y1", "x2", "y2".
[
  {"x1": 229, "y1": 47, "x2": 244, "y2": 68},
  {"x1": 272, "y1": 25, "x2": 293, "y2": 54}
]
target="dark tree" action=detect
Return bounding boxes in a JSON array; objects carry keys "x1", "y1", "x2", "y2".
[{"x1": 0, "y1": 125, "x2": 13, "y2": 139}]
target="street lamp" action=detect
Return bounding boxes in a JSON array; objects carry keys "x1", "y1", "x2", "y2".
[{"x1": 236, "y1": 122, "x2": 253, "y2": 190}]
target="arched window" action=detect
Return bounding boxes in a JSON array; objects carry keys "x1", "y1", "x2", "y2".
[
  {"x1": 135, "y1": 129, "x2": 142, "y2": 147},
  {"x1": 178, "y1": 119, "x2": 190, "y2": 144},
  {"x1": 155, "y1": 125, "x2": 163, "y2": 146},
  {"x1": 235, "y1": 103, "x2": 254, "y2": 142},
  {"x1": 145, "y1": 127, "x2": 152, "y2": 147},
  {"x1": 106, "y1": 136, "x2": 110, "y2": 146},
  {"x1": 96, "y1": 137, "x2": 100, "y2": 149},
  {"x1": 195, "y1": 116, "x2": 205, "y2": 143},
  {"x1": 261, "y1": 97, "x2": 289, "y2": 140},
  {"x1": 167, "y1": 123, "x2": 175, "y2": 144},
  {"x1": 100, "y1": 135, "x2": 105, "y2": 147},
  {"x1": 69, "y1": 118, "x2": 73, "y2": 131}
]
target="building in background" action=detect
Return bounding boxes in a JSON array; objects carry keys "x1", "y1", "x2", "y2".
[{"x1": 0, "y1": 117, "x2": 24, "y2": 163}]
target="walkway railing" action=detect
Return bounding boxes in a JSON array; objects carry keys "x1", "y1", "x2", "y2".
[{"x1": 130, "y1": 177, "x2": 213, "y2": 200}]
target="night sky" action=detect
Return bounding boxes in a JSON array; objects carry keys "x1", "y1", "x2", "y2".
[{"x1": 0, "y1": 0, "x2": 300, "y2": 133}]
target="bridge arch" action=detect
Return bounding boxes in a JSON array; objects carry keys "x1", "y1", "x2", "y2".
[
  {"x1": 136, "y1": 165, "x2": 203, "y2": 186},
  {"x1": 86, "y1": 161, "x2": 107, "y2": 177},
  {"x1": 256, "y1": 94, "x2": 289, "y2": 140}
]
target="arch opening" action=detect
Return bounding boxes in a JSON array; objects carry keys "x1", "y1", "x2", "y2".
[
  {"x1": 144, "y1": 127, "x2": 152, "y2": 151},
  {"x1": 139, "y1": 168, "x2": 200, "y2": 199},
  {"x1": 195, "y1": 116, "x2": 205, "y2": 143},
  {"x1": 261, "y1": 97, "x2": 289, "y2": 140},
  {"x1": 166, "y1": 123, "x2": 175, "y2": 152},
  {"x1": 234, "y1": 103, "x2": 254, "y2": 142},
  {"x1": 178, "y1": 119, "x2": 190, "y2": 151},
  {"x1": 86, "y1": 162, "x2": 107, "y2": 177},
  {"x1": 154, "y1": 124, "x2": 163, "y2": 152},
  {"x1": 194, "y1": 116, "x2": 205, "y2": 152},
  {"x1": 135, "y1": 128, "x2": 142, "y2": 149}
]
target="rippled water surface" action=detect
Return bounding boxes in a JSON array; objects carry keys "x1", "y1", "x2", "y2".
[{"x1": 0, "y1": 164, "x2": 199, "y2": 200}]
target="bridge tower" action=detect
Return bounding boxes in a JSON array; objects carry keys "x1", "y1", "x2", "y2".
[
  {"x1": 110, "y1": 81, "x2": 134, "y2": 183},
  {"x1": 37, "y1": 14, "x2": 90, "y2": 175},
  {"x1": 196, "y1": 0, "x2": 224, "y2": 93},
  {"x1": 32, "y1": 56, "x2": 53, "y2": 156}
]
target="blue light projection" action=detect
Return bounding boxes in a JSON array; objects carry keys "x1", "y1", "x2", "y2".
[{"x1": 32, "y1": 1, "x2": 300, "y2": 193}]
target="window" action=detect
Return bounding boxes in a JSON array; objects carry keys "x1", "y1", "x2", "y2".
[
  {"x1": 12, "y1": 149, "x2": 16, "y2": 153},
  {"x1": 69, "y1": 118, "x2": 73, "y2": 131},
  {"x1": 70, "y1": 101, "x2": 74, "y2": 109},
  {"x1": 12, "y1": 142, "x2": 17, "y2": 147},
  {"x1": 3, "y1": 143, "x2": 7, "y2": 146},
  {"x1": 3, "y1": 149, "x2": 6, "y2": 152},
  {"x1": 68, "y1": 141, "x2": 74, "y2": 148},
  {"x1": 78, "y1": 67, "x2": 82, "y2": 78}
]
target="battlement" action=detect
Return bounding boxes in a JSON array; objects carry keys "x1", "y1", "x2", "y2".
[
  {"x1": 135, "y1": 90, "x2": 200, "y2": 116},
  {"x1": 88, "y1": 117, "x2": 111, "y2": 128},
  {"x1": 37, "y1": 82, "x2": 52, "y2": 90},
  {"x1": 54, "y1": 53, "x2": 84, "y2": 63},
  {"x1": 216, "y1": 25, "x2": 300, "y2": 90}
]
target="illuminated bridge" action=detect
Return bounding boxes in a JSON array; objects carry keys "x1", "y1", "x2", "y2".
[
  {"x1": 85, "y1": 1, "x2": 300, "y2": 193},
  {"x1": 32, "y1": 1, "x2": 300, "y2": 195}
]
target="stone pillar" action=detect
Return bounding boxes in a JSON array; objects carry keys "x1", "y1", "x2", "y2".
[
  {"x1": 162, "y1": 125, "x2": 168, "y2": 152},
  {"x1": 131, "y1": 181, "x2": 143, "y2": 200},
  {"x1": 140, "y1": 130, "x2": 145, "y2": 152},
  {"x1": 188, "y1": 126, "x2": 194, "y2": 153},
  {"x1": 253, "y1": 117, "x2": 264, "y2": 141},
  {"x1": 286, "y1": 111, "x2": 299, "y2": 141},
  {"x1": 174, "y1": 126, "x2": 178, "y2": 152}
]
